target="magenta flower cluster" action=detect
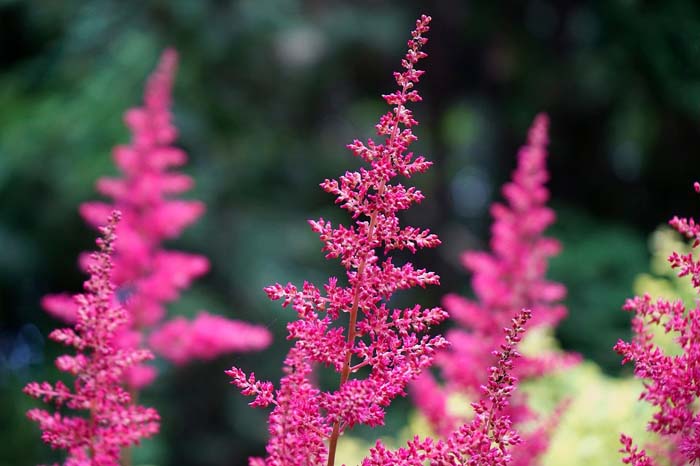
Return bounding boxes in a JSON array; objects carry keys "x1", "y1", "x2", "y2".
[
  {"x1": 24, "y1": 212, "x2": 160, "y2": 465},
  {"x1": 615, "y1": 182, "x2": 700, "y2": 466},
  {"x1": 411, "y1": 113, "x2": 579, "y2": 465},
  {"x1": 41, "y1": 49, "x2": 271, "y2": 389},
  {"x1": 227, "y1": 15, "x2": 450, "y2": 466}
]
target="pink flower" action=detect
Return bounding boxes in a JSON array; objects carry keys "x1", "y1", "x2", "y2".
[
  {"x1": 42, "y1": 49, "x2": 271, "y2": 388},
  {"x1": 24, "y1": 212, "x2": 160, "y2": 465},
  {"x1": 41, "y1": 293, "x2": 79, "y2": 324},
  {"x1": 228, "y1": 15, "x2": 448, "y2": 466},
  {"x1": 615, "y1": 181, "x2": 700, "y2": 465},
  {"x1": 150, "y1": 312, "x2": 272, "y2": 365},
  {"x1": 412, "y1": 114, "x2": 578, "y2": 465},
  {"x1": 619, "y1": 434, "x2": 656, "y2": 466}
]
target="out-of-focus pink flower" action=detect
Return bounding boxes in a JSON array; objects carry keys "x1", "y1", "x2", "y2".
[
  {"x1": 150, "y1": 312, "x2": 272, "y2": 365},
  {"x1": 41, "y1": 294, "x2": 79, "y2": 324},
  {"x1": 24, "y1": 212, "x2": 160, "y2": 465},
  {"x1": 42, "y1": 49, "x2": 271, "y2": 389},
  {"x1": 412, "y1": 114, "x2": 578, "y2": 465}
]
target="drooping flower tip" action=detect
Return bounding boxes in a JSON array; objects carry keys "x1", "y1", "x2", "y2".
[
  {"x1": 513, "y1": 308, "x2": 532, "y2": 334},
  {"x1": 416, "y1": 14, "x2": 431, "y2": 31}
]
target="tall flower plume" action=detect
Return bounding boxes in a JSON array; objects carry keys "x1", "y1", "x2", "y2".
[
  {"x1": 412, "y1": 114, "x2": 578, "y2": 464},
  {"x1": 24, "y1": 211, "x2": 160, "y2": 465},
  {"x1": 227, "y1": 15, "x2": 448, "y2": 466},
  {"x1": 42, "y1": 49, "x2": 271, "y2": 388},
  {"x1": 615, "y1": 181, "x2": 700, "y2": 466}
]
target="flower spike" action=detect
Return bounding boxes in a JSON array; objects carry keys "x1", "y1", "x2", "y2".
[
  {"x1": 228, "y1": 15, "x2": 448, "y2": 466},
  {"x1": 412, "y1": 114, "x2": 578, "y2": 466},
  {"x1": 25, "y1": 211, "x2": 160, "y2": 465},
  {"x1": 43, "y1": 49, "x2": 271, "y2": 390}
]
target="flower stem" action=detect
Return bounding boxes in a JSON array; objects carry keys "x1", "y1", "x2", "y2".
[{"x1": 326, "y1": 180, "x2": 386, "y2": 466}]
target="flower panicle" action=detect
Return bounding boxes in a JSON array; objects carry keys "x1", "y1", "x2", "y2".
[
  {"x1": 413, "y1": 115, "x2": 578, "y2": 466},
  {"x1": 615, "y1": 181, "x2": 700, "y2": 465},
  {"x1": 228, "y1": 15, "x2": 449, "y2": 466},
  {"x1": 24, "y1": 211, "x2": 160, "y2": 465}
]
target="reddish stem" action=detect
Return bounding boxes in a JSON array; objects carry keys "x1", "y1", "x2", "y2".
[
  {"x1": 326, "y1": 56, "x2": 412, "y2": 464},
  {"x1": 326, "y1": 181, "x2": 386, "y2": 466}
]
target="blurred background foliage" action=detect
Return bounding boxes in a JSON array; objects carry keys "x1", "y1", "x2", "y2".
[{"x1": 2, "y1": 0, "x2": 700, "y2": 465}]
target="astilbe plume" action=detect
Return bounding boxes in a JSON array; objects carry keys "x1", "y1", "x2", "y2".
[
  {"x1": 412, "y1": 114, "x2": 578, "y2": 465},
  {"x1": 24, "y1": 211, "x2": 160, "y2": 465},
  {"x1": 42, "y1": 49, "x2": 271, "y2": 388},
  {"x1": 615, "y1": 181, "x2": 700, "y2": 466},
  {"x1": 227, "y1": 15, "x2": 449, "y2": 466}
]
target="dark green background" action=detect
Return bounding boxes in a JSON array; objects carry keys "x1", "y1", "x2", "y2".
[{"x1": 2, "y1": 1, "x2": 700, "y2": 464}]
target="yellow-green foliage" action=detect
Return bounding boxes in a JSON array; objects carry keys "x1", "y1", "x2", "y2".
[
  {"x1": 518, "y1": 328, "x2": 655, "y2": 465},
  {"x1": 633, "y1": 226, "x2": 693, "y2": 355},
  {"x1": 634, "y1": 226, "x2": 694, "y2": 304},
  {"x1": 335, "y1": 412, "x2": 436, "y2": 466},
  {"x1": 336, "y1": 359, "x2": 654, "y2": 466},
  {"x1": 522, "y1": 362, "x2": 654, "y2": 466}
]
